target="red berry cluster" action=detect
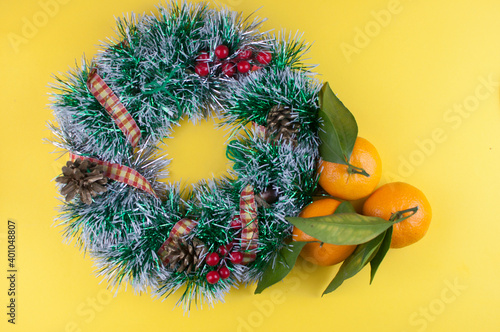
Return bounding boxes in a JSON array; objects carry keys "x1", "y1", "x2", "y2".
[
  {"x1": 195, "y1": 44, "x2": 273, "y2": 78},
  {"x1": 205, "y1": 240, "x2": 244, "y2": 285}
]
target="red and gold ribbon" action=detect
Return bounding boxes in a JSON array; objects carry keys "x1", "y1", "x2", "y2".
[
  {"x1": 239, "y1": 185, "x2": 259, "y2": 264},
  {"x1": 87, "y1": 68, "x2": 141, "y2": 147},
  {"x1": 69, "y1": 153, "x2": 157, "y2": 198}
]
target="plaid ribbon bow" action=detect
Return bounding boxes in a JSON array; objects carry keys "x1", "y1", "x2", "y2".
[
  {"x1": 87, "y1": 68, "x2": 141, "y2": 147},
  {"x1": 239, "y1": 185, "x2": 259, "y2": 264},
  {"x1": 69, "y1": 153, "x2": 157, "y2": 198},
  {"x1": 160, "y1": 218, "x2": 198, "y2": 247}
]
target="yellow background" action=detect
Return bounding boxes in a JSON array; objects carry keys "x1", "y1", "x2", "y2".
[{"x1": 1, "y1": 0, "x2": 500, "y2": 331}]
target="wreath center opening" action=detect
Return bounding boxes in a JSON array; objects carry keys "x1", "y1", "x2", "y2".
[{"x1": 156, "y1": 115, "x2": 235, "y2": 192}]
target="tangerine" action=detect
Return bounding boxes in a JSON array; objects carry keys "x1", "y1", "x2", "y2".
[
  {"x1": 362, "y1": 182, "x2": 432, "y2": 248},
  {"x1": 318, "y1": 137, "x2": 382, "y2": 200},
  {"x1": 292, "y1": 198, "x2": 357, "y2": 266}
]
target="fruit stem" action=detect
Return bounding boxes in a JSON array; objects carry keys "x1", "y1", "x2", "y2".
[
  {"x1": 390, "y1": 206, "x2": 419, "y2": 222},
  {"x1": 347, "y1": 164, "x2": 370, "y2": 177}
]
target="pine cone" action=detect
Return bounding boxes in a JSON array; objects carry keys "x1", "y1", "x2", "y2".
[
  {"x1": 56, "y1": 158, "x2": 108, "y2": 205},
  {"x1": 266, "y1": 105, "x2": 300, "y2": 143},
  {"x1": 159, "y1": 237, "x2": 207, "y2": 274}
]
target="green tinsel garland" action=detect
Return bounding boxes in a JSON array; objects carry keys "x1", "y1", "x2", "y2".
[{"x1": 49, "y1": 1, "x2": 322, "y2": 310}]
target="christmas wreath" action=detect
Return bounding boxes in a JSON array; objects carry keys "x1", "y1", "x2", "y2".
[
  {"x1": 49, "y1": 2, "x2": 430, "y2": 310},
  {"x1": 50, "y1": 2, "x2": 320, "y2": 309}
]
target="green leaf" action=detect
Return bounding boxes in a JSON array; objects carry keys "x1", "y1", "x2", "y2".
[
  {"x1": 286, "y1": 213, "x2": 394, "y2": 245},
  {"x1": 334, "y1": 201, "x2": 356, "y2": 214},
  {"x1": 369, "y1": 226, "x2": 393, "y2": 284},
  {"x1": 254, "y1": 241, "x2": 309, "y2": 294},
  {"x1": 322, "y1": 231, "x2": 385, "y2": 295},
  {"x1": 318, "y1": 82, "x2": 358, "y2": 165}
]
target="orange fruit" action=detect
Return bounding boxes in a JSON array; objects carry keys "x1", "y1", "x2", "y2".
[
  {"x1": 318, "y1": 137, "x2": 382, "y2": 201},
  {"x1": 292, "y1": 198, "x2": 357, "y2": 266},
  {"x1": 362, "y1": 182, "x2": 432, "y2": 248}
]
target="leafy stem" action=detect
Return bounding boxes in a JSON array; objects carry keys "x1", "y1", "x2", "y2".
[
  {"x1": 318, "y1": 83, "x2": 358, "y2": 165},
  {"x1": 258, "y1": 203, "x2": 420, "y2": 296}
]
